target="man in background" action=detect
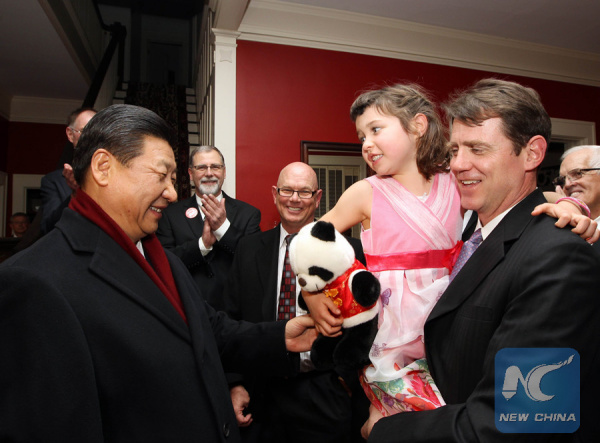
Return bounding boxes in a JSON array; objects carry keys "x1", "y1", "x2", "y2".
[
  {"x1": 222, "y1": 162, "x2": 369, "y2": 443},
  {"x1": 40, "y1": 107, "x2": 96, "y2": 234},
  {"x1": 8, "y1": 212, "x2": 29, "y2": 238},
  {"x1": 555, "y1": 145, "x2": 600, "y2": 223},
  {"x1": 157, "y1": 145, "x2": 261, "y2": 309}
]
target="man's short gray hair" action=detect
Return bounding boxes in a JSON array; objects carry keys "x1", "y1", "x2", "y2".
[{"x1": 561, "y1": 145, "x2": 600, "y2": 169}]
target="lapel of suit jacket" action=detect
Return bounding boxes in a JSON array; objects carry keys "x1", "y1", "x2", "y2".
[
  {"x1": 428, "y1": 190, "x2": 544, "y2": 322},
  {"x1": 221, "y1": 191, "x2": 238, "y2": 222},
  {"x1": 168, "y1": 252, "x2": 206, "y2": 355},
  {"x1": 59, "y1": 210, "x2": 190, "y2": 341},
  {"x1": 182, "y1": 195, "x2": 204, "y2": 238},
  {"x1": 258, "y1": 226, "x2": 282, "y2": 321},
  {"x1": 462, "y1": 210, "x2": 479, "y2": 241}
]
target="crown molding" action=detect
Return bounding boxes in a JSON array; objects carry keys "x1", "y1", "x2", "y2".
[
  {"x1": 10, "y1": 96, "x2": 81, "y2": 124},
  {"x1": 240, "y1": 0, "x2": 600, "y2": 87},
  {"x1": 213, "y1": 0, "x2": 250, "y2": 30},
  {"x1": 551, "y1": 118, "x2": 596, "y2": 144}
]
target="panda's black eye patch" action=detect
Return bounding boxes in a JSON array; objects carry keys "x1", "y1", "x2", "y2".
[{"x1": 308, "y1": 266, "x2": 334, "y2": 282}]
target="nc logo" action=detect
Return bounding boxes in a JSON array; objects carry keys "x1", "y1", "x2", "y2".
[
  {"x1": 495, "y1": 349, "x2": 579, "y2": 433},
  {"x1": 501, "y1": 354, "x2": 574, "y2": 401}
]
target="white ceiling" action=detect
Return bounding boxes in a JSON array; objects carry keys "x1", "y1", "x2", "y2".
[
  {"x1": 284, "y1": 0, "x2": 600, "y2": 54},
  {"x1": 0, "y1": 0, "x2": 90, "y2": 101},
  {"x1": 1, "y1": 0, "x2": 599, "y2": 105}
]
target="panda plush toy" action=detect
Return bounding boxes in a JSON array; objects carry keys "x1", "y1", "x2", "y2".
[{"x1": 289, "y1": 220, "x2": 380, "y2": 371}]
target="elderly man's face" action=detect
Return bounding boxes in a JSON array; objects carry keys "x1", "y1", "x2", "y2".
[
  {"x1": 560, "y1": 149, "x2": 600, "y2": 219},
  {"x1": 272, "y1": 164, "x2": 322, "y2": 234},
  {"x1": 106, "y1": 136, "x2": 177, "y2": 243},
  {"x1": 450, "y1": 118, "x2": 533, "y2": 226},
  {"x1": 10, "y1": 215, "x2": 29, "y2": 237},
  {"x1": 188, "y1": 150, "x2": 226, "y2": 197}
]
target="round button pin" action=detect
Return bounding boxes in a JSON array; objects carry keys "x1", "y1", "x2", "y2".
[{"x1": 185, "y1": 207, "x2": 199, "y2": 218}]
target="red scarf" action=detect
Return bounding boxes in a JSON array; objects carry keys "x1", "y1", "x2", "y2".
[{"x1": 69, "y1": 189, "x2": 187, "y2": 323}]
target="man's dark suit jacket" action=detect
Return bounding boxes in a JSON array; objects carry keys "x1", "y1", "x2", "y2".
[
  {"x1": 40, "y1": 168, "x2": 72, "y2": 234},
  {"x1": 0, "y1": 209, "x2": 297, "y2": 443},
  {"x1": 156, "y1": 192, "x2": 261, "y2": 309},
  {"x1": 222, "y1": 225, "x2": 369, "y2": 443},
  {"x1": 369, "y1": 189, "x2": 600, "y2": 442}
]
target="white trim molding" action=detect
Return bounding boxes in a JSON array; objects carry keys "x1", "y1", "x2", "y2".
[
  {"x1": 551, "y1": 118, "x2": 596, "y2": 145},
  {"x1": 240, "y1": 0, "x2": 600, "y2": 87},
  {"x1": 213, "y1": 29, "x2": 241, "y2": 197},
  {"x1": 213, "y1": 0, "x2": 250, "y2": 30}
]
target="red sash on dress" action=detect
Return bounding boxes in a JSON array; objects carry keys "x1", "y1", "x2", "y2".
[{"x1": 365, "y1": 241, "x2": 463, "y2": 272}]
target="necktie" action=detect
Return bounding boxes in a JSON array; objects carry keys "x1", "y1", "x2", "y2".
[
  {"x1": 278, "y1": 235, "x2": 296, "y2": 320},
  {"x1": 450, "y1": 228, "x2": 483, "y2": 282}
]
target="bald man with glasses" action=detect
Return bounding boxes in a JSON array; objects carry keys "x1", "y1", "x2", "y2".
[
  {"x1": 221, "y1": 162, "x2": 369, "y2": 443},
  {"x1": 157, "y1": 145, "x2": 261, "y2": 309}
]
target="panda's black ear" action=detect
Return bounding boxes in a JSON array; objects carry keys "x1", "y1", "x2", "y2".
[{"x1": 311, "y1": 221, "x2": 336, "y2": 242}]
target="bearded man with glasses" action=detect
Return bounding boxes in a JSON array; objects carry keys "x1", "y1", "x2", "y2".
[
  {"x1": 555, "y1": 145, "x2": 600, "y2": 224},
  {"x1": 157, "y1": 145, "x2": 261, "y2": 309}
]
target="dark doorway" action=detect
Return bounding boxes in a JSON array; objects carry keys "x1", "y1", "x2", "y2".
[{"x1": 147, "y1": 42, "x2": 183, "y2": 85}]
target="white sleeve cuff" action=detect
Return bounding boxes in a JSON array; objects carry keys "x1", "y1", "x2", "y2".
[
  {"x1": 199, "y1": 237, "x2": 212, "y2": 256},
  {"x1": 213, "y1": 218, "x2": 230, "y2": 241}
]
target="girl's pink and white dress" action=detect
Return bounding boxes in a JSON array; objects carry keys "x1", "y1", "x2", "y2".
[{"x1": 360, "y1": 173, "x2": 462, "y2": 416}]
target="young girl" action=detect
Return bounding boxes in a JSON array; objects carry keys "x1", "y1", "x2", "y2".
[
  {"x1": 311, "y1": 83, "x2": 458, "y2": 418},
  {"x1": 304, "y1": 83, "x2": 594, "y2": 424}
]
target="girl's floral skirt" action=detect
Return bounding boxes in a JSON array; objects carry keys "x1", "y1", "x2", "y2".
[{"x1": 360, "y1": 358, "x2": 445, "y2": 416}]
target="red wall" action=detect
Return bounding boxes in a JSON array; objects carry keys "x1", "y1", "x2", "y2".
[
  {"x1": 2, "y1": 121, "x2": 65, "y2": 235},
  {"x1": 236, "y1": 41, "x2": 600, "y2": 230},
  {"x1": 7, "y1": 122, "x2": 66, "y2": 175}
]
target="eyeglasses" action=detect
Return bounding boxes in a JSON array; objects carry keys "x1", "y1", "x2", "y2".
[
  {"x1": 69, "y1": 127, "x2": 83, "y2": 134},
  {"x1": 552, "y1": 168, "x2": 600, "y2": 187},
  {"x1": 276, "y1": 188, "x2": 318, "y2": 199},
  {"x1": 191, "y1": 164, "x2": 225, "y2": 173}
]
